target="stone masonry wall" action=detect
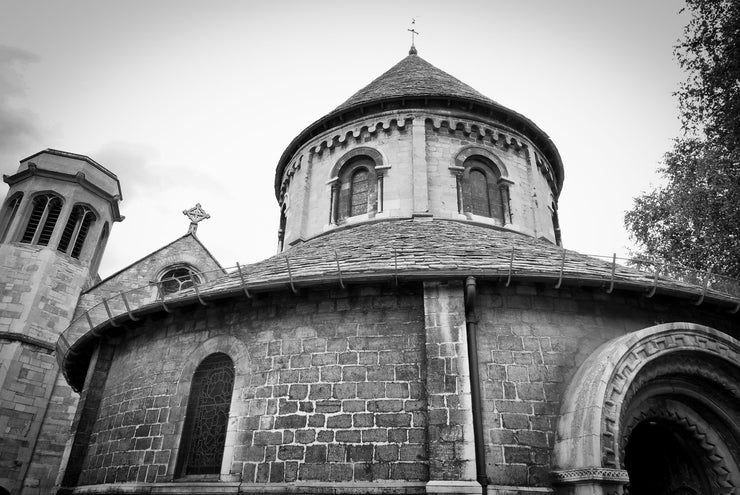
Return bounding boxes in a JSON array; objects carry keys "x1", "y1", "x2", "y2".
[
  {"x1": 475, "y1": 281, "x2": 739, "y2": 489},
  {"x1": 0, "y1": 243, "x2": 88, "y2": 343},
  {"x1": 285, "y1": 115, "x2": 413, "y2": 246},
  {"x1": 0, "y1": 243, "x2": 89, "y2": 494},
  {"x1": 73, "y1": 284, "x2": 429, "y2": 489}
]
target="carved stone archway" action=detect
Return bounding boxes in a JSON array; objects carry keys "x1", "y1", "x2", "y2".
[{"x1": 552, "y1": 322, "x2": 740, "y2": 494}]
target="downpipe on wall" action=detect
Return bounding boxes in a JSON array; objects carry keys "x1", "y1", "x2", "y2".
[{"x1": 464, "y1": 276, "x2": 487, "y2": 489}]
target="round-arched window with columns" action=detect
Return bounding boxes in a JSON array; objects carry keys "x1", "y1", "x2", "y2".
[{"x1": 329, "y1": 147, "x2": 386, "y2": 225}]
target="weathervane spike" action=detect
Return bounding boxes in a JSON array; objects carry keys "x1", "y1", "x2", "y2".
[
  {"x1": 183, "y1": 203, "x2": 211, "y2": 234},
  {"x1": 408, "y1": 18, "x2": 419, "y2": 55}
]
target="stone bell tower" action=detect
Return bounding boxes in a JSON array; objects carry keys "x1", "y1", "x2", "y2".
[{"x1": 0, "y1": 149, "x2": 122, "y2": 494}]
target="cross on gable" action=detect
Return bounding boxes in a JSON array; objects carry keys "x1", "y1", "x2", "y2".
[{"x1": 183, "y1": 203, "x2": 211, "y2": 234}]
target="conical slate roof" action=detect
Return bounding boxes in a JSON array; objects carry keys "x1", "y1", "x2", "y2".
[
  {"x1": 333, "y1": 54, "x2": 499, "y2": 112},
  {"x1": 275, "y1": 51, "x2": 564, "y2": 198}
]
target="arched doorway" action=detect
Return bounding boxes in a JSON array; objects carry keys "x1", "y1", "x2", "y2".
[
  {"x1": 625, "y1": 419, "x2": 712, "y2": 494},
  {"x1": 552, "y1": 323, "x2": 740, "y2": 495}
]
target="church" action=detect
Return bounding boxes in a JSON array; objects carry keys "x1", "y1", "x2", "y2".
[{"x1": 1, "y1": 46, "x2": 739, "y2": 495}]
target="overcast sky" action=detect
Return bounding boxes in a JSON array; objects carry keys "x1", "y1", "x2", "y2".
[{"x1": 0, "y1": 0, "x2": 688, "y2": 278}]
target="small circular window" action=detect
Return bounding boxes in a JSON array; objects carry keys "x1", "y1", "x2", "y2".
[{"x1": 159, "y1": 265, "x2": 201, "y2": 295}]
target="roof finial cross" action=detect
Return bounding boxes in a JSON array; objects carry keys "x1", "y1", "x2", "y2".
[
  {"x1": 183, "y1": 203, "x2": 210, "y2": 234},
  {"x1": 408, "y1": 18, "x2": 419, "y2": 55}
]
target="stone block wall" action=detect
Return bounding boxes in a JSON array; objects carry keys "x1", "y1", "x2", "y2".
[
  {"x1": 0, "y1": 244, "x2": 87, "y2": 343},
  {"x1": 0, "y1": 340, "x2": 61, "y2": 494},
  {"x1": 0, "y1": 243, "x2": 89, "y2": 494},
  {"x1": 70, "y1": 284, "x2": 432, "y2": 489},
  {"x1": 474, "y1": 281, "x2": 739, "y2": 489},
  {"x1": 423, "y1": 116, "x2": 542, "y2": 237},
  {"x1": 284, "y1": 114, "x2": 413, "y2": 246}
]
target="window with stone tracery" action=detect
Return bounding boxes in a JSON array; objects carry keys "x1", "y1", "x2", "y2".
[
  {"x1": 58, "y1": 204, "x2": 96, "y2": 259},
  {"x1": 20, "y1": 193, "x2": 63, "y2": 246},
  {"x1": 158, "y1": 265, "x2": 202, "y2": 295},
  {"x1": 176, "y1": 353, "x2": 235, "y2": 477}
]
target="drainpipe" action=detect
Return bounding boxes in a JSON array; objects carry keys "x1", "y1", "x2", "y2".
[{"x1": 464, "y1": 276, "x2": 487, "y2": 489}]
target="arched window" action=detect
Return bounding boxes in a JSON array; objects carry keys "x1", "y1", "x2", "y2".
[
  {"x1": 460, "y1": 158, "x2": 506, "y2": 223},
  {"x1": 331, "y1": 156, "x2": 380, "y2": 224},
  {"x1": 0, "y1": 193, "x2": 22, "y2": 242},
  {"x1": 58, "y1": 204, "x2": 96, "y2": 259},
  {"x1": 21, "y1": 193, "x2": 63, "y2": 246},
  {"x1": 158, "y1": 265, "x2": 202, "y2": 295},
  {"x1": 176, "y1": 353, "x2": 235, "y2": 477}
]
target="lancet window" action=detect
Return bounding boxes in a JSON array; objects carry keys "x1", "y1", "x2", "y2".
[
  {"x1": 58, "y1": 204, "x2": 96, "y2": 259},
  {"x1": 0, "y1": 193, "x2": 23, "y2": 242},
  {"x1": 20, "y1": 193, "x2": 63, "y2": 246},
  {"x1": 176, "y1": 353, "x2": 235, "y2": 476}
]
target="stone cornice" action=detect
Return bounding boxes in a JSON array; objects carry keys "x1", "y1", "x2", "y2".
[
  {"x1": 427, "y1": 116, "x2": 527, "y2": 153},
  {"x1": 0, "y1": 331, "x2": 55, "y2": 352}
]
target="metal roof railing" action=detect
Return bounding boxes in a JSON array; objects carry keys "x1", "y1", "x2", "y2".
[{"x1": 57, "y1": 250, "x2": 740, "y2": 372}]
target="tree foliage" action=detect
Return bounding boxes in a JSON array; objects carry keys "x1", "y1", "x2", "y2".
[{"x1": 625, "y1": 0, "x2": 740, "y2": 277}]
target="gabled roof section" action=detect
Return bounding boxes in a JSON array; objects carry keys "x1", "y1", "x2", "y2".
[
  {"x1": 88, "y1": 233, "x2": 224, "y2": 291},
  {"x1": 334, "y1": 54, "x2": 498, "y2": 112},
  {"x1": 74, "y1": 233, "x2": 225, "y2": 320}
]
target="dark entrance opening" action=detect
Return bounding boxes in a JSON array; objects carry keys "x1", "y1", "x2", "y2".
[{"x1": 624, "y1": 419, "x2": 713, "y2": 495}]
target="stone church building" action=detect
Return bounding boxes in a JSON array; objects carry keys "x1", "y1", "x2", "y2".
[{"x1": 1, "y1": 48, "x2": 739, "y2": 495}]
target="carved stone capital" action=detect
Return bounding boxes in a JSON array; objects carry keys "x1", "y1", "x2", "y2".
[{"x1": 551, "y1": 467, "x2": 629, "y2": 484}]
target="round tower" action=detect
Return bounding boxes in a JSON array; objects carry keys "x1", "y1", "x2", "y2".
[
  {"x1": 275, "y1": 50, "x2": 564, "y2": 250},
  {"x1": 0, "y1": 149, "x2": 122, "y2": 494}
]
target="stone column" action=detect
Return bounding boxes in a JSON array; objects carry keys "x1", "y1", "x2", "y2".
[{"x1": 423, "y1": 281, "x2": 482, "y2": 494}]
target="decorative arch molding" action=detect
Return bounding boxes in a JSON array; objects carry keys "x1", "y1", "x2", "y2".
[
  {"x1": 553, "y1": 322, "x2": 740, "y2": 489},
  {"x1": 621, "y1": 397, "x2": 739, "y2": 492},
  {"x1": 165, "y1": 335, "x2": 250, "y2": 480},
  {"x1": 452, "y1": 145, "x2": 509, "y2": 178},
  {"x1": 329, "y1": 146, "x2": 387, "y2": 180}
]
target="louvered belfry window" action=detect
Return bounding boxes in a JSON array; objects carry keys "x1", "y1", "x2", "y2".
[
  {"x1": 0, "y1": 193, "x2": 23, "y2": 242},
  {"x1": 177, "y1": 353, "x2": 235, "y2": 476},
  {"x1": 58, "y1": 205, "x2": 96, "y2": 259},
  {"x1": 21, "y1": 194, "x2": 63, "y2": 246}
]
